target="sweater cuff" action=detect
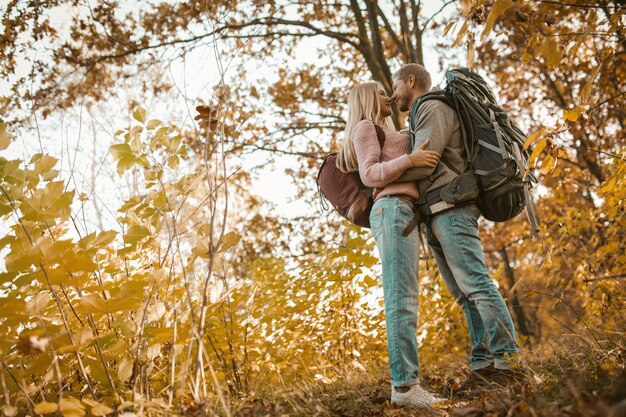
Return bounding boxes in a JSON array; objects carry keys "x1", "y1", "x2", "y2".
[{"x1": 397, "y1": 154, "x2": 413, "y2": 172}]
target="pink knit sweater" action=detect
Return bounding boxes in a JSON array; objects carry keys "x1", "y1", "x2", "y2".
[{"x1": 352, "y1": 120, "x2": 419, "y2": 201}]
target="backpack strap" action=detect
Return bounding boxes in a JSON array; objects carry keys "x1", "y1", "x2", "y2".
[
  {"x1": 374, "y1": 124, "x2": 386, "y2": 148},
  {"x1": 411, "y1": 92, "x2": 471, "y2": 175}
]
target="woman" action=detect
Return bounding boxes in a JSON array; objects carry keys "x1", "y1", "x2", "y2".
[{"x1": 336, "y1": 82, "x2": 444, "y2": 408}]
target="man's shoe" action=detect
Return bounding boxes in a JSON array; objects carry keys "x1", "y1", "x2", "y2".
[
  {"x1": 391, "y1": 384, "x2": 445, "y2": 407},
  {"x1": 453, "y1": 366, "x2": 499, "y2": 398},
  {"x1": 489, "y1": 367, "x2": 528, "y2": 387}
]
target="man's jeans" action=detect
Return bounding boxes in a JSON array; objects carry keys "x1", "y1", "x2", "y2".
[
  {"x1": 426, "y1": 204, "x2": 520, "y2": 370},
  {"x1": 370, "y1": 196, "x2": 420, "y2": 387}
]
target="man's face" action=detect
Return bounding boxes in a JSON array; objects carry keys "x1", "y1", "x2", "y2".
[{"x1": 391, "y1": 76, "x2": 413, "y2": 113}]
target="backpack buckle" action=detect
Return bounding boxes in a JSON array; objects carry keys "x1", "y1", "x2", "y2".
[{"x1": 429, "y1": 200, "x2": 455, "y2": 214}]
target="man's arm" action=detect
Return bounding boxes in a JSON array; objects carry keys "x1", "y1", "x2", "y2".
[{"x1": 396, "y1": 100, "x2": 455, "y2": 182}]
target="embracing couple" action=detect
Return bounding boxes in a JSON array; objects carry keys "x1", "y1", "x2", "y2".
[{"x1": 336, "y1": 64, "x2": 522, "y2": 408}]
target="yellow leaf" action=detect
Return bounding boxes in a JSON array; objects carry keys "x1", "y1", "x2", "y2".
[
  {"x1": 118, "y1": 357, "x2": 133, "y2": 383},
  {"x1": 467, "y1": 33, "x2": 475, "y2": 71},
  {"x1": 146, "y1": 343, "x2": 161, "y2": 360},
  {"x1": 91, "y1": 403, "x2": 114, "y2": 416},
  {"x1": 146, "y1": 119, "x2": 161, "y2": 130},
  {"x1": 123, "y1": 225, "x2": 149, "y2": 245},
  {"x1": 541, "y1": 153, "x2": 557, "y2": 175},
  {"x1": 33, "y1": 155, "x2": 59, "y2": 175},
  {"x1": 129, "y1": 132, "x2": 142, "y2": 153},
  {"x1": 529, "y1": 138, "x2": 547, "y2": 168},
  {"x1": 59, "y1": 397, "x2": 85, "y2": 417},
  {"x1": 26, "y1": 291, "x2": 51, "y2": 315},
  {"x1": 109, "y1": 143, "x2": 133, "y2": 160},
  {"x1": 523, "y1": 127, "x2": 545, "y2": 150},
  {"x1": 362, "y1": 276, "x2": 378, "y2": 288},
  {"x1": 133, "y1": 106, "x2": 147, "y2": 123},
  {"x1": 167, "y1": 154, "x2": 179, "y2": 170},
  {"x1": 81, "y1": 399, "x2": 114, "y2": 416},
  {"x1": 481, "y1": 0, "x2": 514, "y2": 40},
  {"x1": 452, "y1": 21, "x2": 468, "y2": 47},
  {"x1": 521, "y1": 53, "x2": 533, "y2": 63},
  {"x1": 2, "y1": 405, "x2": 17, "y2": 417},
  {"x1": 218, "y1": 231, "x2": 241, "y2": 253},
  {"x1": 563, "y1": 106, "x2": 585, "y2": 122},
  {"x1": 0, "y1": 123, "x2": 12, "y2": 150},
  {"x1": 542, "y1": 37, "x2": 563, "y2": 68},
  {"x1": 34, "y1": 402, "x2": 58, "y2": 414},
  {"x1": 580, "y1": 63, "x2": 602, "y2": 103},
  {"x1": 443, "y1": 21, "x2": 457, "y2": 37}
]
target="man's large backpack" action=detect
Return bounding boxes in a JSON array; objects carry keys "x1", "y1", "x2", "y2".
[
  {"x1": 411, "y1": 68, "x2": 539, "y2": 237},
  {"x1": 316, "y1": 124, "x2": 385, "y2": 228}
]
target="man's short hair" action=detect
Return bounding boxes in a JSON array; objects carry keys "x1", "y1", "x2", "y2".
[{"x1": 393, "y1": 64, "x2": 432, "y2": 92}]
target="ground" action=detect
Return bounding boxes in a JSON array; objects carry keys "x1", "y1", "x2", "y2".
[{"x1": 225, "y1": 342, "x2": 626, "y2": 417}]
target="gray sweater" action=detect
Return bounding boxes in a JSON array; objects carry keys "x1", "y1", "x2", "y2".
[{"x1": 396, "y1": 99, "x2": 466, "y2": 196}]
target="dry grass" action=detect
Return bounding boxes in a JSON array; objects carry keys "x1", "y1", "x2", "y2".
[{"x1": 226, "y1": 338, "x2": 626, "y2": 417}]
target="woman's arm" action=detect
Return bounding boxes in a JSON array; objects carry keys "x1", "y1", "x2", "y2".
[
  {"x1": 353, "y1": 120, "x2": 413, "y2": 188},
  {"x1": 353, "y1": 120, "x2": 438, "y2": 188}
]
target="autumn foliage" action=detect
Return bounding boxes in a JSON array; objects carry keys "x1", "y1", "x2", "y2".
[{"x1": 1, "y1": 1, "x2": 625, "y2": 416}]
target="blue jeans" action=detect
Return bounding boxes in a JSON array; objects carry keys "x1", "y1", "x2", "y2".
[
  {"x1": 426, "y1": 204, "x2": 520, "y2": 370},
  {"x1": 370, "y1": 196, "x2": 421, "y2": 387}
]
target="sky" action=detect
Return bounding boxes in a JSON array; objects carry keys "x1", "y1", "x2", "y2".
[{"x1": 1, "y1": 1, "x2": 460, "y2": 233}]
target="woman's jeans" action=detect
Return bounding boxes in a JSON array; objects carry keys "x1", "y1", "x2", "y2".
[
  {"x1": 370, "y1": 196, "x2": 421, "y2": 387},
  {"x1": 426, "y1": 204, "x2": 520, "y2": 370}
]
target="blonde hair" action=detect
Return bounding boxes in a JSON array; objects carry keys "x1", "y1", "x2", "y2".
[{"x1": 336, "y1": 82, "x2": 395, "y2": 173}]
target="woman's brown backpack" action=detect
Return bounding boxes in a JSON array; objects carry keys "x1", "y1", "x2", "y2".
[{"x1": 316, "y1": 125, "x2": 385, "y2": 228}]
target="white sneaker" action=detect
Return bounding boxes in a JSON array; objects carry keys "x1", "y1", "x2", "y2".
[{"x1": 391, "y1": 384, "x2": 445, "y2": 407}]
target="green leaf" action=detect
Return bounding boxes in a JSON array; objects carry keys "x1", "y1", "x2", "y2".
[
  {"x1": 34, "y1": 402, "x2": 58, "y2": 414},
  {"x1": 133, "y1": 106, "x2": 147, "y2": 123}
]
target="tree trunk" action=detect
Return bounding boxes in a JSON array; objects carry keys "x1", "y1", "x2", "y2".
[{"x1": 500, "y1": 247, "x2": 535, "y2": 341}]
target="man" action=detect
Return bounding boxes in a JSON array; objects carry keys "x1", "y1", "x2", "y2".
[{"x1": 390, "y1": 63, "x2": 522, "y2": 396}]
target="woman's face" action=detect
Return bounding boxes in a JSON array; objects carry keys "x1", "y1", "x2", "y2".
[{"x1": 378, "y1": 87, "x2": 392, "y2": 118}]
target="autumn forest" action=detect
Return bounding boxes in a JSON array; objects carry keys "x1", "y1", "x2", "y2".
[{"x1": 0, "y1": 0, "x2": 625, "y2": 416}]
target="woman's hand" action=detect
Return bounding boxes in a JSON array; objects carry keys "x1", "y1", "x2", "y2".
[{"x1": 407, "y1": 139, "x2": 440, "y2": 168}]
